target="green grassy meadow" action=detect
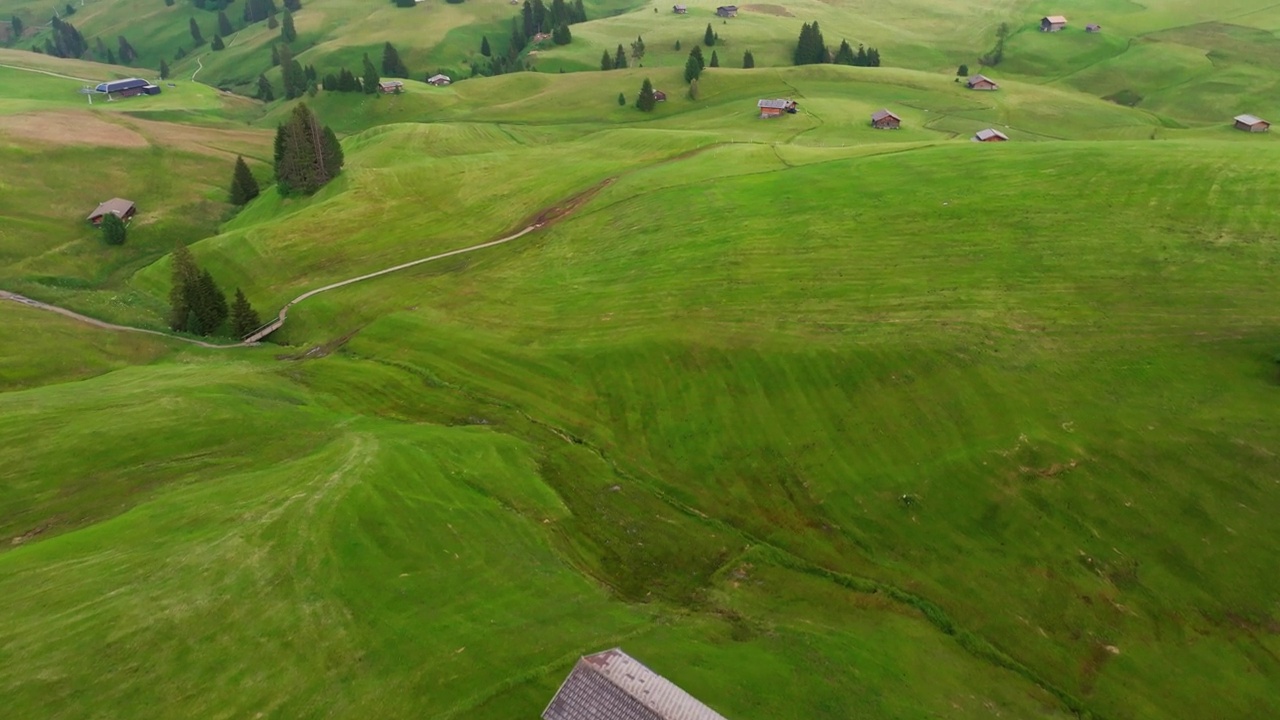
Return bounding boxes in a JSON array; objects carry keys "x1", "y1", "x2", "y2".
[{"x1": 3, "y1": 0, "x2": 1280, "y2": 717}]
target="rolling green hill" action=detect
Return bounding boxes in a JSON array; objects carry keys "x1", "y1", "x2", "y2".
[{"x1": 2, "y1": 2, "x2": 1280, "y2": 718}]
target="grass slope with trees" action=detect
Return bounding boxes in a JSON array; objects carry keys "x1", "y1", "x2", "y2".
[{"x1": 2, "y1": 1, "x2": 1280, "y2": 719}]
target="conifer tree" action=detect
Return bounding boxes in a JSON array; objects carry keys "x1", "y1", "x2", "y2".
[
  {"x1": 257, "y1": 73, "x2": 275, "y2": 100},
  {"x1": 742, "y1": 49, "x2": 754, "y2": 68},
  {"x1": 168, "y1": 244, "x2": 200, "y2": 331},
  {"x1": 794, "y1": 21, "x2": 827, "y2": 65},
  {"x1": 274, "y1": 103, "x2": 344, "y2": 195},
  {"x1": 480, "y1": 36, "x2": 491, "y2": 56},
  {"x1": 361, "y1": 52, "x2": 379, "y2": 94},
  {"x1": 704, "y1": 23, "x2": 715, "y2": 46},
  {"x1": 229, "y1": 156, "x2": 260, "y2": 205},
  {"x1": 957, "y1": 63, "x2": 968, "y2": 77},
  {"x1": 683, "y1": 51, "x2": 701, "y2": 83},
  {"x1": 709, "y1": 50, "x2": 718, "y2": 67},
  {"x1": 617, "y1": 92, "x2": 625, "y2": 106},
  {"x1": 281, "y1": 9, "x2": 296, "y2": 42},
  {"x1": 100, "y1": 212, "x2": 127, "y2": 246},
  {"x1": 322, "y1": 73, "x2": 337, "y2": 90},
  {"x1": 570, "y1": 0, "x2": 585, "y2": 23},
  {"x1": 382, "y1": 41, "x2": 408, "y2": 77},
  {"x1": 553, "y1": 23, "x2": 571, "y2": 45},
  {"x1": 614, "y1": 43, "x2": 627, "y2": 69},
  {"x1": 690, "y1": 44, "x2": 704, "y2": 70},
  {"x1": 833, "y1": 39, "x2": 854, "y2": 65},
  {"x1": 635, "y1": 77, "x2": 656, "y2": 111},
  {"x1": 305, "y1": 64, "x2": 316, "y2": 82},
  {"x1": 106, "y1": 49, "x2": 115, "y2": 64},
  {"x1": 600, "y1": 49, "x2": 613, "y2": 71},
  {"x1": 674, "y1": 39, "x2": 681, "y2": 51},
  {"x1": 211, "y1": 34, "x2": 225, "y2": 51},
  {"x1": 866, "y1": 47, "x2": 880, "y2": 66},
  {"x1": 217, "y1": 10, "x2": 233, "y2": 36},
  {"x1": 117, "y1": 35, "x2": 137, "y2": 63},
  {"x1": 270, "y1": 44, "x2": 279, "y2": 66},
  {"x1": 231, "y1": 288, "x2": 262, "y2": 338},
  {"x1": 189, "y1": 18, "x2": 204, "y2": 45},
  {"x1": 11, "y1": 15, "x2": 24, "y2": 39},
  {"x1": 855, "y1": 44, "x2": 866, "y2": 66},
  {"x1": 159, "y1": 59, "x2": 170, "y2": 79},
  {"x1": 283, "y1": 0, "x2": 301, "y2": 11},
  {"x1": 194, "y1": 270, "x2": 228, "y2": 335},
  {"x1": 268, "y1": 13, "x2": 278, "y2": 29},
  {"x1": 630, "y1": 35, "x2": 645, "y2": 65}
]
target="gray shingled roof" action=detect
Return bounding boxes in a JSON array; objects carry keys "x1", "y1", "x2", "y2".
[
  {"x1": 1043, "y1": 15, "x2": 1067, "y2": 24},
  {"x1": 1235, "y1": 114, "x2": 1268, "y2": 125},
  {"x1": 871, "y1": 109, "x2": 900, "y2": 122},
  {"x1": 758, "y1": 98, "x2": 792, "y2": 109},
  {"x1": 973, "y1": 128, "x2": 1009, "y2": 141},
  {"x1": 543, "y1": 648, "x2": 728, "y2": 720},
  {"x1": 87, "y1": 198, "x2": 135, "y2": 221},
  {"x1": 967, "y1": 74, "x2": 997, "y2": 87}
]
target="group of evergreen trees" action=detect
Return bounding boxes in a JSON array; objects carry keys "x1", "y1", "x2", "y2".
[
  {"x1": 795, "y1": 22, "x2": 881, "y2": 67},
  {"x1": 703, "y1": 23, "x2": 719, "y2": 47},
  {"x1": 683, "y1": 45, "x2": 704, "y2": 83},
  {"x1": 600, "y1": 43, "x2": 628, "y2": 71},
  {"x1": 275, "y1": 43, "x2": 310, "y2": 98},
  {"x1": 168, "y1": 245, "x2": 229, "y2": 336},
  {"x1": 519, "y1": 0, "x2": 586, "y2": 38},
  {"x1": 42, "y1": 16, "x2": 87, "y2": 58},
  {"x1": 832, "y1": 39, "x2": 881, "y2": 67},
  {"x1": 243, "y1": 0, "x2": 278, "y2": 24},
  {"x1": 273, "y1": 102, "x2": 344, "y2": 196},
  {"x1": 381, "y1": 42, "x2": 408, "y2": 77}
]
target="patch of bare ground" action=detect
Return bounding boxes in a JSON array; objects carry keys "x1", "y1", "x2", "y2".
[
  {"x1": 113, "y1": 115, "x2": 272, "y2": 158},
  {"x1": 0, "y1": 111, "x2": 148, "y2": 148},
  {"x1": 743, "y1": 3, "x2": 793, "y2": 16}
]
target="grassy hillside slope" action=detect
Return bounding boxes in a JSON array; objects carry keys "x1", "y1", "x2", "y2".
[{"x1": 2, "y1": 9, "x2": 1280, "y2": 720}]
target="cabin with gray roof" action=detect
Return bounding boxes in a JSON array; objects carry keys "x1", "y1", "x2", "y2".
[
  {"x1": 757, "y1": 98, "x2": 797, "y2": 118},
  {"x1": 1234, "y1": 114, "x2": 1270, "y2": 132},
  {"x1": 543, "y1": 648, "x2": 729, "y2": 720},
  {"x1": 86, "y1": 198, "x2": 137, "y2": 225},
  {"x1": 966, "y1": 74, "x2": 998, "y2": 91},
  {"x1": 1041, "y1": 15, "x2": 1067, "y2": 32},
  {"x1": 94, "y1": 78, "x2": 160, "y2": 97},
  {"x1": 871, "y1": 109, "x2": 901, "y2": 129},
  {"x1": 973, "y1": 128, "x2": 1009, "y2": 142}
]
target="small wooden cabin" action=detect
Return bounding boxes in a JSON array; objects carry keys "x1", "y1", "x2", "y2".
[
  {"x1": 1086, "y1": 23, "x2": 1101, "y2": 33},
  {"x1": 654, "y1": 90, "x2": 667, "y2": 102},
  {"x1": 377, "y1": 80, "x2": 404, "y2": 94},
  {"x1": 1041, "y1": 15, "x2": 1067, "y2": 32},
  {"x1": 973, "y1": 128, "x2": 1009, "y2": 142},
  {"x1": 427, "y1": 74, "x2": 452, "y2": 86},
  {"x1": 870, "y1": 109, "x2": 901, "y2": 129},
  {"x1": 757, "y1": 98, "x2": 797, "y2": 118},
  {"x1": 966, "y1": 74, "x2": 999, "y2": 91},
  {"x1": 543, "y1": 649, "x2": 728, "y2": 720},
  {"x1": 716, "y1": 5, "x2": 737, "y2": 17},
  {"x1": 673, "y1": 4, "x2": 687, "y2": 13},
  {"x1": 1234, "y1": 114, "x2": 1271, "y2": 132},
  {"x1": 87, "y1": 198, "x2": 137, "y2": 225}
]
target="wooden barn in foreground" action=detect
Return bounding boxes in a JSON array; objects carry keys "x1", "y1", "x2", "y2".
[
  {"x1": 757, "y1": 98, "x2": 797, "y2": 118},
  {"x1": 543, "y1": 648, "x2": 729, "y2": 720},
  {"x1": 1041, "y1": 15, "x2": 1067, "y2": 32},
  {"x1": 1234, "y1": 114, "x2": 1270, "y2": 132}
]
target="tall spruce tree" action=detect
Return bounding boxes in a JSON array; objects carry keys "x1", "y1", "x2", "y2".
[
  {"x1": 690, "y1": 44, "x2": 704, "y2": 70},
  {"x1": 794, "y1": 21, "x2": 827, "y2": 65},
  {"x1": 257, "y1": 73, "x2": 275, "y2": 100},
  {"x1": 361, "y1": 53, "x2": 379, "y2": 94},
  {"x1": 100, "y1": 212, "x2": 127, "y2": 246},
  {"x1": 635, "y1": 77, "x2": 656, "y2": 111},
  {"x1": 168, "y1": 244, "x2": 200, "y2": 331},
  {"x1": 709, "y1": 50, "x2": 719, "y2": 67},
  {"x1": 231, "y1": 289, "x2": 262, "y2": 338},
  {"x1": 211, "y1": 33, "x2": 225, "y2": 50},
  {"x1": 600, "y1": 49, "x2": 613, "y2": 71},
  {"x1": 480, "y1": 36, "x2": 491, "y2": 56},
  {"x1": 117, "y1": 35, "x2": 137, "y2": 62},
  {"x1": 614, "y1": 43, "x2": 627, "y2": 69},
  {"x1": 742, "y1": 49, "x2": 754, "y2": 68},
  {"x1": 833, "y1": 39, "x2": 854, "y2": 65},
  {"x1": 630, "y1": 35, "x2": 645, "y2": 65},
  {"x1": 159, "y1": 59, "x2": 170, "y2": 79},
  {"x1": 11, "y1": 15, "x2": 24, "y2": 39},
  {"x1": 229, "y1": 156, "x2": 260, "y2": 205},
  {"x1": 382, "y1": 41, "x2": 408, "y2": 77},
  {"x1": 617, "y1": 91, "x2": 625, "y2": 106},
  {"x1": 683, "y1": 51, "x2": 701, "y2": 83},
  {"x1": 217, "y1": 10, "x2": 233, "y2": 35},
  {"x1": 281, "y1": 9, "x2": 296, "y2": 42},
  {"x1": 189, "y1": 17, "x2": 204, "y2": 45},
  {"x1": 551, "y1": 23, "x2": 571, "y2": 45},
  {"x1": 194, "y1": 270, "x2": 228, "y2": 335},
  {"x1": 704, "y1": 23, "x2": 715, "y2": 46},
  {"x1": 274, "y1": 102, "x2": 344, "y2": 195}
]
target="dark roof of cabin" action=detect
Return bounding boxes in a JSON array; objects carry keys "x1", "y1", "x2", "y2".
[
  {"x1": 543, "y1": 649, "x2": 728, "y2": 720},
  {"x1": 1235, "y1": 114, "x2": 1268, "y2": 125},
  {"x1": 871, "y1": 109, "x2": 900, "y2": 121},
  {"x1": 974, "y1": 128, "x2": 1009, "y2": 141},
  {"x1": 95, "y1": 78, "x2": 150, "y2": 93},
  {"x1": 87, "y1": 198, "x2": 135, "y2": 220},
  {"x1": 758, "y1": 98, "x2": 792, "y2": 109},
  {"x1": 967, "y1": 74, "x2": 997, "y2": 86}
]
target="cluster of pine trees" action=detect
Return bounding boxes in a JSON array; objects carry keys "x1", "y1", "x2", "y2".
[
  {"x1": 600, "y1": 36, "x2": 644, "y2": 71},
  {"x1": 794, "y1": 22, "x2": 880, "y2": 67},
  {"x1": 229, "y1": 155, "x2": 261, "y2": 206},
  {"x1": 273, "y1": 103, "x2": 344, "y2": 196},
  {"x1": 832, "y1": 39, "x2": 881, "y2": 67},
  {"x1": 272, "y1": 43, "x2": 311, "y2": 98},
  {"x1": 683, "y1": 45, "x2": 704, "y2": 83},
  {"x1": 485, "y1": 0, "x2": 585, "y2": 74},
  {"x1": 41, "y1": 16, "x2": 86, "y2": 58},
  {"x1": 168, "y1": 245, "x2": 229, "y2": 336},
  {"x1": 320, "y1": 53, "x2": 381, "y2": 94}
]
